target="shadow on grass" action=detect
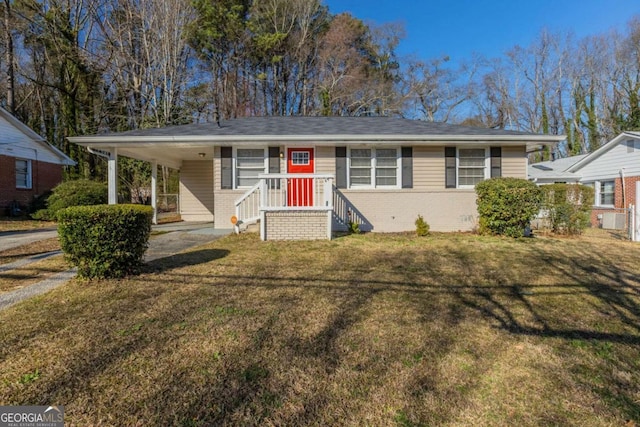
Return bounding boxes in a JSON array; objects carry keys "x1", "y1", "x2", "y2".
[
  {"x1": 3, "y1": 234, "x2": 640, "y2": 425},
  {"x1": 142, "y1": 248, "x2": 230, "y2": 273}
]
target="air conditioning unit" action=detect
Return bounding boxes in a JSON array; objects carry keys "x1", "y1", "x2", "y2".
[{"x1": 601, "y1": 212, "x2": 626, "y2": 230}]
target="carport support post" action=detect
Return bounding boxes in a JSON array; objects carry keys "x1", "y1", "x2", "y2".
[
  {"x1": 108, "y1": 148, "x2": 118, "y2": 205},
  {"x1": 151, "y1": 160, "x2": 158, "y2": 225}
]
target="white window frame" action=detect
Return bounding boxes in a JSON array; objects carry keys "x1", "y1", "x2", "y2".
[
  {"x1": 593, "y1": 180, "x2": 615, "y2": 207},
  {"x1": 15, "y1": 158, "x2": 32, "y2": 189},
  {"x1": 233, "y1": 147, "x2": 267, "y2": 189},
  {"x1": 347, "y1": 147, "x2": 401, "y2": 189},
  {"x1": 457, "y1": 147, "x2": 489, "y2": 189},
  {"x1": 290, "y1": 150, "x2": 310, "y2": 166}
]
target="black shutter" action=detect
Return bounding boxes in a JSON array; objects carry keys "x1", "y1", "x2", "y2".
[
  {"x1": 445, "y1": 147, "x2": 456, "y2": 188},
  {"x1": 268, "y1": 147, "x2": 280, "y2": 173},
  {"x1": 490, "y1": 147, "x2": 502, "y2": 178},
  {"x1": 336, "y1": 147, "x2": 347, "y2": 189},
  {"x1": 221, "y1": 146, "x2": 232, "y2": 189},
  {"x1": 401, "y1": 146, "x2": 413, "y2": 188},
  {"x1": 268, "y1": 146, "x2": 281, "y2": 189}
]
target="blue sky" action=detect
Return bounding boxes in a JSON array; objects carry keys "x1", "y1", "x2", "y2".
[{"x1": 323, "y1": 0, "x2": 638, "y2": 63}]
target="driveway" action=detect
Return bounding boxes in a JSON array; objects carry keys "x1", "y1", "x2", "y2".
[{"x1": 0, "y1": 228, "x2": 58, "y2": 251}]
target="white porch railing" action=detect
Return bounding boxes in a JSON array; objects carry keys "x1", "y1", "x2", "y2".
[
  {"x1": 234, "y1": 174, "x2": 335, "y2": 234},
  {"x1": 333, "y1": 187, "x2": 367, "y2": 230},
  {"x1": 234, "y1": 182, "x2": 262, "y2": 231}
]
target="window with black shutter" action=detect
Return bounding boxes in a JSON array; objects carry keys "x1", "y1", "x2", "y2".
[
  {"x1": 490, "y1": 147, "x2": 502, "y2": 178},
  {"x1": 221, "y1": 147, "x2": 232, "y2": 189},
  {"x1": 445, "y1": 147, "x2": 456, "y2": 188}
]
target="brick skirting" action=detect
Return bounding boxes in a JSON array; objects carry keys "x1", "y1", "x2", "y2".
[{"x1": 263, "y1": 210, "x2": 330, "y2": 240}]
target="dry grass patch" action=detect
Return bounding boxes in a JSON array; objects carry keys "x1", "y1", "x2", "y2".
[
  {"x1": 0, "y1": 230, "x2": 639, "y2": 426},
  {"x1": 0, "y1": 238, "x2": 61, "y2": 265},
  {"x1": 0, "y1": 219, "x2": 55, "y2": 233}
]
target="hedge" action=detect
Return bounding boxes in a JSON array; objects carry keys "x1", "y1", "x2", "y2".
[
  {"x1": 33, "y1": 179, "x2": 108, "y2": 220},
  {"x1": 540, "y1": 184, "x2": 594, "y2": 235},
  {"x1": 57, "y1": 204, "x2": 153, "y2": 279},
  {"x1": 476, "y1": 177, "x2": 542, "y2": 238}
]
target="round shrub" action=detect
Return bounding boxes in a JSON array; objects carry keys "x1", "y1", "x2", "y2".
[
  {"x1": 57, "y1": 204, "x2": 153, "y2": 279},
  {"x1": 476, "y1": 177, "x2": 542, "y2": 238},
  {"x1": 33, "y1": 179, "x2": 108, "y2": 220}
]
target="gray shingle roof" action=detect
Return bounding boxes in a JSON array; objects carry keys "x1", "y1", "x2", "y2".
[
  {"x1": 527, "y1": 154, "x2": 587, "y2": 181},
  {"x1": 104, "y1": 116, "x2": 548, "y2": 138}
]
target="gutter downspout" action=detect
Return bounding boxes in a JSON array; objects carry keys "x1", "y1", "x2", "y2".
[
  {"x1": 620, "y1": 168, "x2": 626, "y2": 208},
  {"x1": 87, "y1": 146, "x2": 110, "y2": 159}
]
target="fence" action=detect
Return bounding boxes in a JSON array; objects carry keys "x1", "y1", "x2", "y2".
[
  {"x1": 157, "y1": 193, "x2": 179, "y2": 218},
  {"x1": 593, "y1": 207, "x2": 633, "y2": 240}
]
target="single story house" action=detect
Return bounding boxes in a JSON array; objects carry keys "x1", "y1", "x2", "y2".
[
  {"x1": 69, "y1": 117, "x2": 562, "y2": 240},
  {"x1": 528, "y1": 131, "x2": 640, "y2": 228},
  {"x1": 0, "y1": 107, "x2": 76, "y2": 215}
]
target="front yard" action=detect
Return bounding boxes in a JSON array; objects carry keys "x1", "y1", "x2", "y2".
[{"x1": 0, "y1": 230, "x2": 639, "y2": 426}]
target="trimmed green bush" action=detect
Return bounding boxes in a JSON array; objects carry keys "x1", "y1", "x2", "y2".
[
  {"x1": 58, "y1": 204, "x2": 153, "y2": 279},
  {"x1": 415, "y1": 214, "x2": 430, "y2": 236},
  {"x1": 540, "y1": 184, "x2": 594, "y2": 235},
  {"x1": 476, "y1": 177, "x2": 542, "y2": 238},
  {"x1": 33, "y1": 179, "x2": 108, "y2": 220}
]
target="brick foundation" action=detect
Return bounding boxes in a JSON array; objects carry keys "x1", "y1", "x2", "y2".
[
  {"x1": 264, "y1": 210, "x2": 330, "y2": 240},
  {"x1": 0, "y1": 155, "x2": 64, "y2": 214}
]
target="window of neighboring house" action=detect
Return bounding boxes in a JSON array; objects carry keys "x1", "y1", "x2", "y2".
[
  {"x1": 348, "y1": 148, "x2": 399, "y2": 188},
  {"x1": 235, "y1": 148, "x2": 266, "y2": 188},
  {"x1": 599, "y1": 180, "x2": 615, "y2": 206},
  {"x1": 458, "y1": 148, "x2": 487, "y2": 187},
  {"x1": 627, "y1": 139, "x2": 640, "y2": 152},
  {"x1": 15, "y1": 159, "x2": 32, "y2": 189}
]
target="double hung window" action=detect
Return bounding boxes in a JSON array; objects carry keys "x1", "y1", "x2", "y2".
[
  {"x1": 348, "y1": 148, "x2": 399, "y2": 188},
  {"x1": 236, "y1": 149, "x2": 266, "y2": 188},
  {"x1": 15, "y1": 159, "x2": 32, "y2": 189}
]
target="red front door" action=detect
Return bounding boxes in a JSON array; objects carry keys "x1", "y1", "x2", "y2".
[{"x1": 287, "y1": 148, "x2": 314, "y2": 206}]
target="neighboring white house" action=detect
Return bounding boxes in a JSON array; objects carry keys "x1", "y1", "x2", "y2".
[{"x1": 528, "y1": 131, "x2": 640, "y2": 227}]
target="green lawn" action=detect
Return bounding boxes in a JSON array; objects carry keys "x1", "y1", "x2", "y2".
[{"x1": 0, "y1": 230, "x2": 638, "y2": 426}]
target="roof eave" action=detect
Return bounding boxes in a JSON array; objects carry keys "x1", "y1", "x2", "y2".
[
  {"x1": 1, "y1": 107, "x2": 76, "y2": 165},
  {"x1": 69, "y1": 133, "x2": 564, "y2": 145}
]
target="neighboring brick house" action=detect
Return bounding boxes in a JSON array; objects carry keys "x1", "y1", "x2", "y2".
[
  {"x1": 528, "y1": 131, "x2": 640, "y2": 228},
  {"x1": 0, "y1": 107, "x2": 75, "y2": 215},
  {"x1": 69, "y1": 117, "x2": 562, "y2": 240}
]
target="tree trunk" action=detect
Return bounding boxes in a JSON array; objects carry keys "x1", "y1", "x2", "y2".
[{"x1": 4, "y1": 0, "x2": 15, "y2": 114}]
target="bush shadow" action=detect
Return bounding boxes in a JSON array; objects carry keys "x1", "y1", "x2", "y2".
[{"x1": 142, "y1": 248, "x2": 230, "y2": 273}]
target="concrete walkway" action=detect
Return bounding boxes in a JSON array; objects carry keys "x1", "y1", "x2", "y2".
[{"x1": 0, "y1": 223, "x2": 232, "y2": 311}]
